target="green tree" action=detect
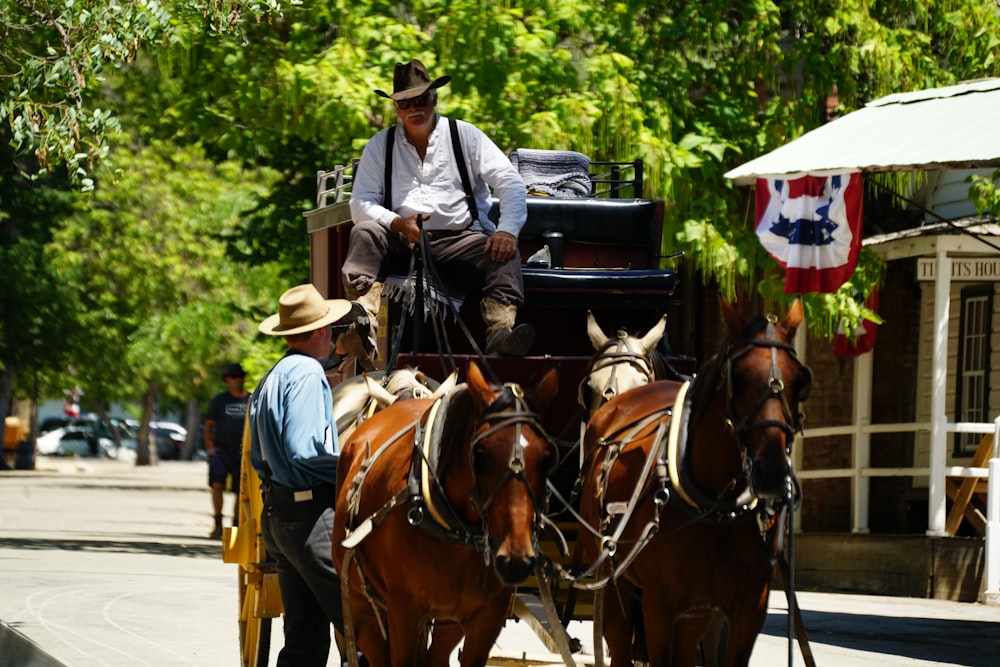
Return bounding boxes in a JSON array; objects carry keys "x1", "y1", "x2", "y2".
[
  {"x1": 0, "y1": 125, "x2": 78, "y2": 428},
  {"x1": 0, "y1": 0, "x2": 291, "y2": 437},
  {"x1": 6, "y1": 0, "x2": 1000, "y2": 431},
  {"x1": 46, "y1": 138, "x2": 282, "y2": 464}
]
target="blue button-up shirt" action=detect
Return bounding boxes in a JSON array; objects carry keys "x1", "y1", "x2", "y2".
[{"x1": 248, "y1": 352, "x2": 338, "y2": 490}]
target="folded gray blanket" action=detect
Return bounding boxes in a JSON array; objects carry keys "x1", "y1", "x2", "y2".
[{"x1": 511, "y1": 148, "x2": 592, "y2": 198}]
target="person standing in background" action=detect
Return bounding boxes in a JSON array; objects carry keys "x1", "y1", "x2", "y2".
[{"x1": 204, "y1": 363, "x2": 250, "y2": 540}]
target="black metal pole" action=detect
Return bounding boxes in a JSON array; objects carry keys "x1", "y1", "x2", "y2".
[{"x1": 412, "y1": 215, "x2": 425, "y2": 352}]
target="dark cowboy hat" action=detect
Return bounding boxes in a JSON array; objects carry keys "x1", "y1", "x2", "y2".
[{"x1": 374, "y1": 59, "x2": 451, "y2": 101}]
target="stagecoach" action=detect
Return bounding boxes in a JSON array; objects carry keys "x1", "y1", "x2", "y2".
[{"x1": 223, "y1": 152, "x2": 812, "y2": 667}]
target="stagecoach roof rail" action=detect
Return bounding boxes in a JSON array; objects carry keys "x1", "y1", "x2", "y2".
[
  {"x1": 315, "y1": 164, "x2": 354, "y2": 208},
  {"x1": 589, "y1": 159, "x2": 643, "y2": 199}
]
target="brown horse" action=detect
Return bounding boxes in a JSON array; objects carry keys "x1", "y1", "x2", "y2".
[
  {"x1": 332, "y1": 360, "x2": 559, "y2": 667},
  {"x1": 577, "y1": 298, "x2": 811, "y2": 666}
]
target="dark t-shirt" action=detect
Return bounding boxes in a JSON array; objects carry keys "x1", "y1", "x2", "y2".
[{"x1": 206, "y1": 391, "x2": 249, "y2": 462}]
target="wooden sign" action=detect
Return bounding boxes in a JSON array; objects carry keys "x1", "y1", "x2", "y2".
[{"x1": 916, "y1": 257, "x2": 1000, "y2": 281}]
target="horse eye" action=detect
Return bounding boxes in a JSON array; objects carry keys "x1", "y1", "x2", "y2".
[
  {"x1": 796, "y1": 368, "x2": 814, "y2": 402},
  {"x1": 543, "y1": 447, "x2": 559, "y2": 475},
  {"x1": 472, "y1": 445, "x2": 487, "y2": 473}
]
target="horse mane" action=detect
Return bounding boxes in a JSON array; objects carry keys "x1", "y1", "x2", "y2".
[
  {"x1": 686, "y1": 313, "x2": 774, "y2": 425},
  {"x1": 436, "y1": 386, "x2": 476, "y2": 473},
  {"x1": 382, "y1": 367, "x2": 433, "y2": 400}
]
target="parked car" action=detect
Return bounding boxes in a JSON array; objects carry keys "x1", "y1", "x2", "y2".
[
  {"x1": 36, "y1": 416, "x2": 137, "y2": 459},
  {"x1": 151, "y1": 421, "x2": 188, "y2": 460}
]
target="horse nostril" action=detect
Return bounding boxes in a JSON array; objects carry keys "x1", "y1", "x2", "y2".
[
  {"x1": 494, "y1": 554, "x2": 535, "y2": 584},
  {"x1": 753, "y1": 457, "x2": 791, "y2": 497}
]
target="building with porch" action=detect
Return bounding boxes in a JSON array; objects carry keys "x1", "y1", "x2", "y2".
[{"x1": 726, "y1": 79, "x2": 1000, "y2": 603}]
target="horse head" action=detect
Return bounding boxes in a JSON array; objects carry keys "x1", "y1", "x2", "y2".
[
  {"x1": 581, "y1": 311, "x2": 667, "y2": 415},
  {"x1": 718, "y1": 297, "x2": 812, "y2": 500},
  {"x1": 462, "y1": 360, "x2": 559, "y2": 584}
]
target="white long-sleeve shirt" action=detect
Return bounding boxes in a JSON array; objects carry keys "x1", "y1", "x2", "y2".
[{"x1": 349, "y1": 116, "x2": 527, "y2": 237}]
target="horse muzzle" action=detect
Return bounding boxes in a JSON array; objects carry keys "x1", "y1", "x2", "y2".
[
  {"x1": 494, "y1": 551, "x2": 536, "y2": 584},
  {"x1": 750, "y1": 456, "x2": 791, "y2": 500}
]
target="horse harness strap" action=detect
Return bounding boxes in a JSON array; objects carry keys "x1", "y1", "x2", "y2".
[
  {"x1": 723, "y1": 315, "x2": 806, "y2": 443},
  {"x1": 408, "y1": 394, "x2": 488, "y2": 547},
  {"x1": 665, "y1": 380, "x2": 697, "y2": 508},
  {"x1": 574, "y1": 409, "x2": 672, "y2": 588},
  {"x1": 342, "y1": 416, "x2": 423, "y2": 549}
]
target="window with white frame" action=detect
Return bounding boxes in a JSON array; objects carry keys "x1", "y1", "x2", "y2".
[{"x1": 954, "y1": 286, "x2": 992, "y2": 456}]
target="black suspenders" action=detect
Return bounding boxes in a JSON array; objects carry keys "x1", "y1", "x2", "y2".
[
  {"x1": 382, "y1": 118, "x2": 478, "y2": 225},
  {"x1": 448, "y1": 118, "x2": 480, "y2": 224}
]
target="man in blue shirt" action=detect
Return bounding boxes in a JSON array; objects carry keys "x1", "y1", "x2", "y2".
[{"x1": 249, "y1": 283, "x2": 356, "y2": 667}]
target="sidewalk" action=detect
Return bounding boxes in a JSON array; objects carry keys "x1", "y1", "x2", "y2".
[{"x1": 1, "y1": 458, "x2": 999, "y2": 666}]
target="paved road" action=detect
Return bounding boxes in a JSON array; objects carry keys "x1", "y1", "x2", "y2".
[{"x1": 1, "y1": 458, "x2": 998, "y2": 666}]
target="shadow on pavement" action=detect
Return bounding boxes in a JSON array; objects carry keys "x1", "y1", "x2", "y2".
[
  {"x1": 0, "y1": 536, "x2": 221, "y2": 559},
  {"x1": 761, "y1": 608, "x2": 1000, "y2": 667}
]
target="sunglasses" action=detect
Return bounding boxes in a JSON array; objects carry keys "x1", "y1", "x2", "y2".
[{"x1": 396, "y1": 92, "x2": 432, "y2": 110}]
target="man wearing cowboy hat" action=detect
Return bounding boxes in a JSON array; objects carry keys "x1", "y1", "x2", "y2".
[
  {"x1": 345, "y1": 58, "x2": 534, "y2": 356},
  {"x1": 248, "y1": 283, "x2": 361, "y2": 667}
]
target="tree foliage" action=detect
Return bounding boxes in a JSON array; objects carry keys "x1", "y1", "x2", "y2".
[
  {"x1": 4, "y1": 0, "x2": 1000, "y2": 426},
  {"x1": 120, "y1": 0, "x2": 1000, "y2": 336},
  {"x1": 44, "y1": 138, "x2": 282, "y2": 459}
]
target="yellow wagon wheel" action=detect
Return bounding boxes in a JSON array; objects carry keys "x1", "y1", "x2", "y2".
[{"x1": 223, "y1": 417, "x2": 283, "y2": 667}]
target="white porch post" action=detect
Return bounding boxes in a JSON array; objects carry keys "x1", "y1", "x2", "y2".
[
  {"x1": 793, "y1": 320, "x2": 807, "y2": 533},
  {"x1": 928, "y1": 250, "x2": 950, "y2": 537},
  {"x1": 981, "y1": 421, "x2": 1000, "y2": 605},
  {"x1": 852, "y1": 351, "x2": 873, "y2": 533}
]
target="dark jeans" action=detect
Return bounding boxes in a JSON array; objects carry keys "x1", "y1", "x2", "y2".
[{"x1": 262, "y1": 490, "x2": 345, "y2": 667}]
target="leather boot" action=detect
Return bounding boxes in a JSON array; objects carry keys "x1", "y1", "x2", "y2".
[
  {"x1": 344, "y1": 281, "x2": 382, "y2": 358},
  {"x1": 481, "y1": 297, "x2": 535, "y2": 356}
]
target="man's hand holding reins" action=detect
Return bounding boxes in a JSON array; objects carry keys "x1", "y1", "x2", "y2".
[{"x1": 390, "y1": 214, "x2": 429, "y2": 245}]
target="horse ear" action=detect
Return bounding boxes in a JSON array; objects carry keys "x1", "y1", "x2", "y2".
[
  {"x1": 530, "y1": 367, "x2": 560, "y2": 414},
  {"x1": 364, "y1": 373, "x2": 397, "y2": 406},
  {"x1": 466, "y1": 361, "x2": 499, "y2": 413},
  {"x1": 782, "y1": 298, "x2": 804, "y2": 337},
  {"x1": 639, "y1": 314, "x2": 668, "y2": 353},
  {"x1": 587, "y1": 310, "x2": 609, "y2": 350},
  {"x1": 720, "y1": 296, "x2": 745, "y2": 336},
  {"x1": 431, "y1": 370, "x2": 460, "y2": 399}
]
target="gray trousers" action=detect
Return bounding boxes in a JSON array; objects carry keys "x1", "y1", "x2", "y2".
[{"x1": 341, "y1": 221, "x2": 525, "y2": 306}]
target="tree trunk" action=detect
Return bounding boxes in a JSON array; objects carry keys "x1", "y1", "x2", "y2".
[
  {"x1": 0, "y1": 366, "x2": 14, "y2": 421},
  {"x1": 136, "y1": 385, "x2": 159, "y2": 466},
  {"x1": 180, "y1": 398, "x2": 201, "y2": 460}
]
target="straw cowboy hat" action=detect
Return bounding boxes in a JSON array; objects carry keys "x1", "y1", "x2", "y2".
[
  {"x1": 374, "y1": 59, "x2": 451, "y2": 101},
  {"x1": 258, "y1": 284, "x2": 353, "y2": 336}
]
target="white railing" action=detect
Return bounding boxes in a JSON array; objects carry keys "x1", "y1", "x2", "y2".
[
  {"x1": 799, "y1": 417, "x2": 1000, "y2": 604},
  {"x1": 315, "y1": 165, "x2": 353, "y2": 208}
]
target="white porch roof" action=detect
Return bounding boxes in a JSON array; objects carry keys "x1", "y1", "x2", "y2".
[{"x1": 724, "y1": 78, "x2": 1000, "y2": 185}]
